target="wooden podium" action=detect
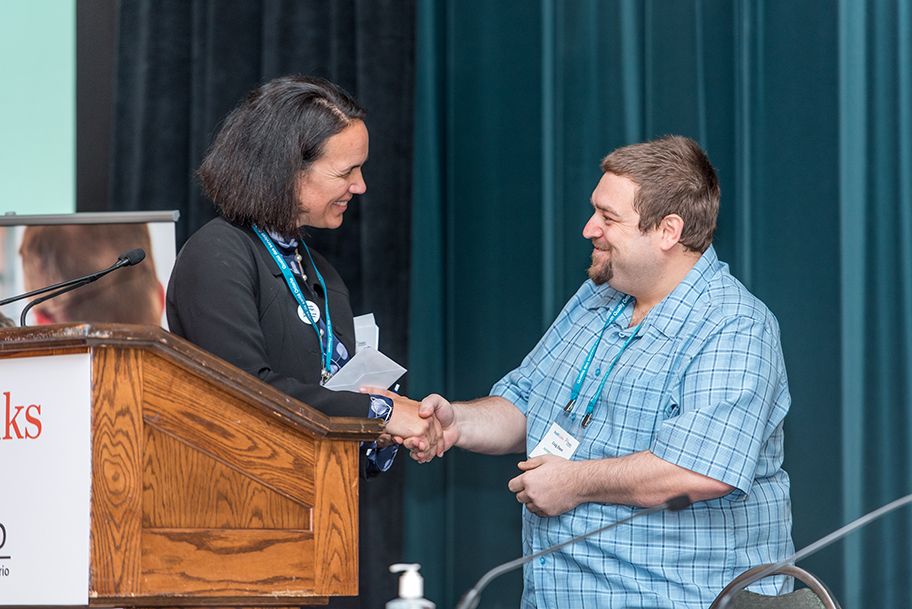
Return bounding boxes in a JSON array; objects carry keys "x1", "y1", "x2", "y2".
[{"x1": 0, "y1": 323, "x2": 382, "y2": 608}]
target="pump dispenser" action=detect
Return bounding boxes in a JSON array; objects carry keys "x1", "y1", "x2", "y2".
[{"x1": 386, "y1": 563, "x2": 435, "y2": 609}]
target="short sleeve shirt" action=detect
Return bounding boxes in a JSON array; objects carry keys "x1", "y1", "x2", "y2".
[{"x1": 491, "y1": 246, "x2": 793, "y2": 609}]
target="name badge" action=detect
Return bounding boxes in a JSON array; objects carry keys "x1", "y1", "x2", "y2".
[{"x1": 529, "y1": 421, "x2": 580, "y2": 459}]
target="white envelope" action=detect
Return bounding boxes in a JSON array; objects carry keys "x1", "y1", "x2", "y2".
[
  {"x1": 353, "y1": 313, "x2": 379, "y2": 353},
  {"x1": 324, "y1": 346, "x2": 405, "y2": 392}
]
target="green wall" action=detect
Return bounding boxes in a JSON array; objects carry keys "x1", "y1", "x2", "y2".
[
  {"x1": 407, "y1": 1, "x2": 912, "y2": 608},
  {"x1": 0, "y1": 0, "x2": 75, "y2": 215}
]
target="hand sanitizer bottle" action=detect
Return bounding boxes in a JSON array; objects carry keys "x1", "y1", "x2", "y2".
[{"x1": 386, "y1": 563, "x2": 435, "y2": 609}]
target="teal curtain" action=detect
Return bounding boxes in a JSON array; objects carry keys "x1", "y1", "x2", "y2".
[
  {"x1": 407, "y1": 1, "x2": 912, "y2": 607},
  {"x1": 839, "y1": 1, "x2": 912, "y2": 607}
]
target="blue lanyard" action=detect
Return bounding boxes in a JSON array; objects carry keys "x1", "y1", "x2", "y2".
[
  {"x1": 252, "y1": 225, "x2": 334, "y2": 384},
  {"x1": 563, "y1": 294, "x2": 641, "y2": 428},
  {"x1": 579, "y1": 323, "x2": 641, "y2": 427}
]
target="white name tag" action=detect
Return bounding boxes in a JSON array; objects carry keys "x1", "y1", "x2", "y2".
[{"x1": 529, "y1": 421, "x2": 580, "y2": 459}]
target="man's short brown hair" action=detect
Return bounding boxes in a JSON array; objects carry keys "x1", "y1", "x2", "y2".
[{"x1": 600, "y1": 135, "x2": 720, "y2": 252}]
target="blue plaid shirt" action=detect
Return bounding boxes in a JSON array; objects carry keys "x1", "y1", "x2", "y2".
[{"x1": 491, "y1": 246, "x2": 793, "y2": 609}]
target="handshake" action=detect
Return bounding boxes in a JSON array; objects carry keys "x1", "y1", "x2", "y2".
[
  {"x1": 363, "y1": 389, "x2": 580, "y2": 517},
  {"x1": 364, "y1": 389, "x2": 459, "y2": 463}
]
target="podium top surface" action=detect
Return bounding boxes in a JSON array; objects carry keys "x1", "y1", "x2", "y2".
[{"x1": 0, "y1": 322, "x2": 382, "y2": 440}]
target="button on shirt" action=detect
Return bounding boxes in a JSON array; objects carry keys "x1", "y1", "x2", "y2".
[{"x1": 491, "y1": 246, "x2": 793, "y2": 609}]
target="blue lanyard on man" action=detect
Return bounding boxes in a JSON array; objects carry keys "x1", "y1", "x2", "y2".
[
  {"x1": 252, "y1": 225, "x2": 335, "y2": 384},
  {"x1": 564, "y1": 294, "x2": 642, "y2": 428}
]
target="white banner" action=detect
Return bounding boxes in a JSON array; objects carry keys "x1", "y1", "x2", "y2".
[{"x1": 0, "y1": 353, "x2": 92, "y2": 605}]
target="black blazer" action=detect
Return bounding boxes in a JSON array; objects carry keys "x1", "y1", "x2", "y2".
[{"x1": 166, "y1": 216, "x2": 370, "y2": 417}]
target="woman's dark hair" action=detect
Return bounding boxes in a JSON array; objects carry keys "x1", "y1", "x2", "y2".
[{"x1": 198, "y1": 75, "x2": 365, "y2": 237}]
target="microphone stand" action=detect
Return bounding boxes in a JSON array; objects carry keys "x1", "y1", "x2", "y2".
[
  {"x1": 18, "y1": 279, "x2": 93, "y2": 327},
  {"x1": 716, "y1": 492, "x2": 912, "y2": 609},
  {"x1": 0, "y1": 249, "x2": 145, "y2": 327},
  {"x1": 455, "y1": 494, "x2": 691, "y2": 609}
]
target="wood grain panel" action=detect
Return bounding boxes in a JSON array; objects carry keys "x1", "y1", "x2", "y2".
[
  {"x1": 3, "y1": 326, "x2": 365, "y2": 605},
  {"x1": 142, "y1": 352, "x2": 316, "y2": 506},
  {"x1": 90, "y1": 346, "x2": 144, "y2": 596},
  {"x1": 141, "y1": 529, "x2": 315, "y2": 596},
  {"x1": 0, "y1": 346, "x2": 88, "y2": 360},
  {"x1": 313, "y1": 440, "x2": 359, "y2": 596},
  {"x1": 133, "y1": 605, "x2": 308, "y2": 608},
  {"x1": 92, "y1": 599, "x2": 323, "y2": 607},
  {"x1": 143, "y1": 426, "x2": 311, "y2": 529},
  {"x1": 0, "y1": 323, "x2": 382, "y2": 440}
]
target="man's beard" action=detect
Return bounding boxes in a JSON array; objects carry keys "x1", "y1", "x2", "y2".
[{"x1": 588, "y1": 250, "x2": 613, "y2": 285}]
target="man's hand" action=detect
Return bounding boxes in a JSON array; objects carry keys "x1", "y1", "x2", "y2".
[
  {"x1": 384, "y1": 393, "x2": 525, "y2": 460},
  {"x1": 508, "y1": 455, "x2": 586, "y2": 517},
  {"x1": 401, "y1": 393, "x2": 460, "y2": 461}
]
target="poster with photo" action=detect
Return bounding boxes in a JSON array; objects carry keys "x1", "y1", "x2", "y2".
[{"x1": 0, "y1": 212, "x2": 177, "y2": 328}]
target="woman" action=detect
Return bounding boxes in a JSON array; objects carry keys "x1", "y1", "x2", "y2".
[{"x1": 166, "y1": 75, "x2": 437, "y2": 466}]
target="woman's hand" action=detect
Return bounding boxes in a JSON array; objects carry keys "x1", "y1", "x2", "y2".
[
  {"x1": 375, "y1": 433, "x2": 395, "y2": 448},
  {"x1": 361, "y1": 387, "x2": 443, "y2": 462}
]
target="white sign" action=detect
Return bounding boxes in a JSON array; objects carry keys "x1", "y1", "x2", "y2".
[{"x1": 0, "y1": 353, "x2": 92, "y2": 605}]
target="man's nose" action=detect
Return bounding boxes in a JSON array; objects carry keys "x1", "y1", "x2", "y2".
[{"x1": 582, "y1": 214, "x2": 601, "y2": 239}]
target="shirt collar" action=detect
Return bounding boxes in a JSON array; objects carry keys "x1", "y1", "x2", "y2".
[
  {"x1": 255, "y1": 228, "x2": 303, "y2": 277},
  {"x1": 581, "y1": 281, "x2": 629, "y2": 312},
  {"x1": 581, "y1": 245, "x2": 721, "y2": 338},
  {"x1": 268, "y1": 230, "x2": 299, "y2": 251},
  {"x1": 646, "y1": 245, "x2": 721, "y2": 338}
]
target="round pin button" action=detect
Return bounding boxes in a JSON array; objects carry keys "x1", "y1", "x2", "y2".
[{"x1": 297, "y1": 301, "x2": 321, "y2": 324}]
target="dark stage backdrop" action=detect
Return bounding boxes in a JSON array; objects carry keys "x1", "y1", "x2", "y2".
[{"x1": 90, "y1": 1, "x2": 417, "y2": 607}]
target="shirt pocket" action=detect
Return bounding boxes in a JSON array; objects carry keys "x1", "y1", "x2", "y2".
[{"x1": 585, "y1": 344, "x2": 676, "y2": 457}]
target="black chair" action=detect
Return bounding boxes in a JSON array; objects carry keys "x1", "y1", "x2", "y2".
[{"x1": 709, "y1": 564, "x2": 842, "y2": 609}]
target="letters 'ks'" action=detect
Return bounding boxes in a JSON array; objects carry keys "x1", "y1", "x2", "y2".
[{"x1": 1, "y1": 391, "x2": 42, "y2": 440}]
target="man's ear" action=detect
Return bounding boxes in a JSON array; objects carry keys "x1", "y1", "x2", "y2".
[
  {"x1": 658, "y1": 214, "x2": 685, "y2": 251},
  {"x1": 153, "y1": 281, "x2": 165, "y2": 325}
]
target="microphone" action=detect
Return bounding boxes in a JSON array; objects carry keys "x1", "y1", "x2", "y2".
[
  {"x1": 0, "y1": 248, "x2": 147, "y2": 326},
  {"x1": 716, "y1": 492, "x2": 912, "y2": 609},
  {"x1": 119, "y1": 248, "x2": 146, "y2": 266},
  {"x1": 455, "y1": 494, "x2": 691, "y2": 609}
]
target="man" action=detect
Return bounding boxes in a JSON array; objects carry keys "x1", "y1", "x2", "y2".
[
  {"x1": 19, "y1": 223, "x2": 164, "y2": 325},
  {"x1": 411, "y1": 136, "x2": 793, "y2": 608}
]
